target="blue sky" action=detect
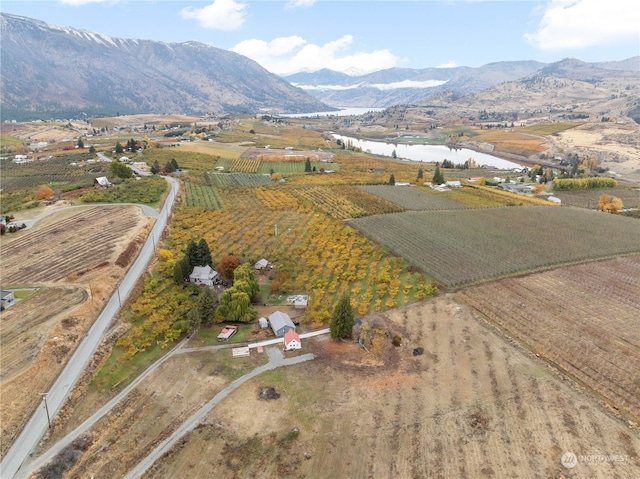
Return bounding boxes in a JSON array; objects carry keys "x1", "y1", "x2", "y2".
[{"x1": 2, "y1": 0, "x2": 638, "y2": 75}]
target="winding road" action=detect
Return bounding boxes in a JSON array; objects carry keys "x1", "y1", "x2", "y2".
[{"x1": 0, "y1": 176, "x2": 179, "y2": 479}]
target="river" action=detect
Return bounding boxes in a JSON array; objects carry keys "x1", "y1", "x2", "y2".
[{"x1": 332, "y1": 134, "x2": 524, "y2": 170}]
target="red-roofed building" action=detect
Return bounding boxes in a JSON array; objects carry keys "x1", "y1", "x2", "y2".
[{"x1": 284, "y1": 329, "x2": 301, "y2": 351}]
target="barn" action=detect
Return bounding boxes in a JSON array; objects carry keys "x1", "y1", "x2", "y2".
[{"x1": 268, "y1": 311, "x2": 296, "y2": 337}]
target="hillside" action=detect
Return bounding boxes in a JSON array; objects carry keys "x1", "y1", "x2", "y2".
[{"x1": 0, "y1": 13, "x2": 332, "y2": 120}]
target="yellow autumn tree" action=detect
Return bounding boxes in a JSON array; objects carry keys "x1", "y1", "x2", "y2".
[
  {"x1": 597, "y1": 194, "x2": 623, "y2": 213},
  {"x1": 35, "y1": 185, "x2": 54, "y2": 201}
]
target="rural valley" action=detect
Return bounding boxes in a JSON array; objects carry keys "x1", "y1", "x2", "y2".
[{"x1": 1, "y1": 6, "x2": 640, "y2": 479}]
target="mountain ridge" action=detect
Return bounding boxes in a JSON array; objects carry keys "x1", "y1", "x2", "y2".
[{"x1": 0, "y1": 13, "x2": 332, "y2": 120}]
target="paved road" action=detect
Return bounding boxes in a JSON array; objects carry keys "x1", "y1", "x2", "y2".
[
  {"x1": 123, "y1": 348, "x2": 315, "y2": 479},
  {"x1": 0, "y1": 177, "x2": 179, "y2": 479}
]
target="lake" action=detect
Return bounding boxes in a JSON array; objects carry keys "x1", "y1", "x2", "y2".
[
  {"x1": 281, "y1": 107, "x2": 386, "y2": 118},
  {"x1": 332, "y1": 134, "x2": 524, "y2": 170}
]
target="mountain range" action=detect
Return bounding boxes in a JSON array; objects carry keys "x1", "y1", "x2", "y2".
[
  {"x1": 0, "y1": 13, "x2": 331, "y2": 121},
  {"x1": 285, "y1": 57, "x2": 639, "y2": 110},
  {"x1": 1, "y1": 13, "x2": 638, "y2": 122}
]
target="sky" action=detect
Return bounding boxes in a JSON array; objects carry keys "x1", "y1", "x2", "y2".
[{"x1": 2, "y1": 0, "x2": 638, "y2": 76}]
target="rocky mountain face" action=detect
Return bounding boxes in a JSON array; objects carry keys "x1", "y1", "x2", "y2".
[
  {"x1": 286, "y1": 58, "x2": 640, "y2": 122},
  {"x1": 0, "y1": 13, "x2": 331, "y2": 120}
]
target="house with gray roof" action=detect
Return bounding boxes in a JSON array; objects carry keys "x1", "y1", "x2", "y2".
[{"x1": 189, "y1": 265, "x2": 219, "y2": 286}]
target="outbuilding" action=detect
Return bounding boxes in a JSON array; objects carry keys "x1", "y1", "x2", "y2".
[{"x1": 268, "y1": 311, "x2": 296, "y2": 337}]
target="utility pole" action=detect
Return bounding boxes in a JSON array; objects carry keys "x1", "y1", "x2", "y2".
[
  {"x1": 39, "y1": 393, "x2": 51, "y2": 429},
  {"x1": 116, "y1": 283, "x2": 122, "y2": 307}
]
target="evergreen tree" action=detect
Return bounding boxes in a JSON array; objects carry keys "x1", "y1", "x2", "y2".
[
  {"x1": 388, "y1": 174, "x2": 396, "y2": 185},
  {"x1": 330, "y1": 293, "x2": 355, "y2": 339},
  {"x1": 115, "y1": 142, "x2": 123, "y2": 154},
  {"x1": 304, "y1": 157, "x2": 312, "y2": 172},
  {"x1": 391, "y1": 149, "x2": 397, "y2": 159},
  {"x1": 77, "y1": 137, "x2": 84, "y2": 148},
  {"x1": 174, "y1": 256, "x2": 191, "y2": 285},
  {"x1": 197, "y1": 288, "x2": 217, "y2": 325},
  {"x1": 197, "y1": 238, "x2": 213, "y2": 267},
  {"x1": 187, "y1": 307, "x2": 201, "y2": 332},
  {"x1": 165, "y1": 161, "x2": 176, "y2": 174},
  {"x1": 170, "y1": 158, "x2": 179, "y2": 171},
  {"x1": 417, "y1": 168, "x2": 424, "y2": 181},
  {"x1": 432, "y1": 162, "x2": 445, "y2": 184},
  {"x1": 150, "y1": 160, "x2": 161, "y2": 175},
  {"x1": 89, "y1": 145, "x2": 96, "y2": 154},
  {"x1": 186, "y1": 239, "x2": 199, "y2": 267}
]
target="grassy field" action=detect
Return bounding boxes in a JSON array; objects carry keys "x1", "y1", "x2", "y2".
[
  {"x1": 358, "y1": 185, "x2": 468, "y2": 210},
  {"x1": 519, "y1": 122, "x2": 584, "y2": 135},
  {"x1": 350, "y1": 206, "x2": 640, "y2": 287},
  {"x1": 469, "y1": 130, "x2": 548, "y2": 156}
]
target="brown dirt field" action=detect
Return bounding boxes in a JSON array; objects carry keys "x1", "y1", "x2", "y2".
[
  {"x1": 36, "y1": 351, "x2": 267, "y2": 478},
  {"x1": 0, "y1": 205, "x2": 152, "y2": 458},
  {"x1": 458, "y1": 254, "x2": 640, "y2": 420},
  {"x1": 115, "y1": 294, "x2": 638, "y2": 479}
]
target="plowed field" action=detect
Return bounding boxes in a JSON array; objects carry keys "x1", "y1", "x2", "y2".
[{"x1": 459, "y1": 254, "x2": 640, "y2": 419}]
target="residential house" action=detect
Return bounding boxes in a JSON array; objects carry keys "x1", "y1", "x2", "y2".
[
  {"x1": 268, "y1": 311, "x2": 296, "y2": 337},
  {"x1": 189, "y1": 265, "x2": 219, "y2": 286},
  {"x1": 284, "y1": 329, "x2": 302, "y2": 351}
]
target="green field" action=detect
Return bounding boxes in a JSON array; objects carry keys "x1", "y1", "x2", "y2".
[
  {"x1": 357, "y1": 185, "x2": 467, "y2": 210},
  {"x1": 349, "y1": 206, "x2": 640, "y2": 287},
  {"x1": 184, "y1": 182, "x2": 224, "y2": 209},
  {"x1": 206, "y1": 172, "x2": 272, "y2": 188}
]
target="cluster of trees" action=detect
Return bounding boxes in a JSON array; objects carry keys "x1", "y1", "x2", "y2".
[
  {"x1": 597, "y1": 194, "x2": 624, "y2": 213},
  {"x1": 109, "y1": 161, "x2": 133, "y2": 179},
  {"x1": 216, "y1": 264, "x2": 260, "y2": 322},
  {"x1": 164, "y1": 158, "x2": 180, "y2": 173},
  {"x1": 553, "y1": 177, "x2": 617, "y2": 190}
]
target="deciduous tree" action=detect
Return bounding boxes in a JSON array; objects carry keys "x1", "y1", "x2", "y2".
[
  {"x1": 217, "y1": 255, "x2": 241, "y2": 282},
  {"x1": 216, "y1": 288, "x2": 256, "y2": 322},
  {"x1": 35, "y1": 184, "x2": 54, "y2": 201},
  {"x1": 109, "y1": 161, "x2": 132, "y2": 179},
  {"x1": 233, "y1": 264, "x2": 260, "y2": 301}
]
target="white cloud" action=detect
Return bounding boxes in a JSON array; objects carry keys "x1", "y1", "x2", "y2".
[
  {"x1": 286, "y1": 0, "x2": 316, "y2": 8},
  {"x1": 294, "y1": 79, "x2": 448, "y2": 91},
  {"x1": 524, "y1": 0, "x2": 639, "y2": 50},
  {"x1": 179, "y1": 0, "x2": 247, "y2": 31},
  {"x1": 436, "y1": 60, "x2": 457, "y2": 69},
  {"x1": 232, "y1": 34, "x2": 398, "y2": 75},
  {"x1": 369, "y1": 80, "x2": 449, "y2": 90}
]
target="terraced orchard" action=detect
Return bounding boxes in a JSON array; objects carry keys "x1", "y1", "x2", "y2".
[
  {"x1": 459, "y1": 254, "x2": 640, "y2": 419},
  {"x1": 349, "y1": 206, "x2": 640, "y2": 287}
]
